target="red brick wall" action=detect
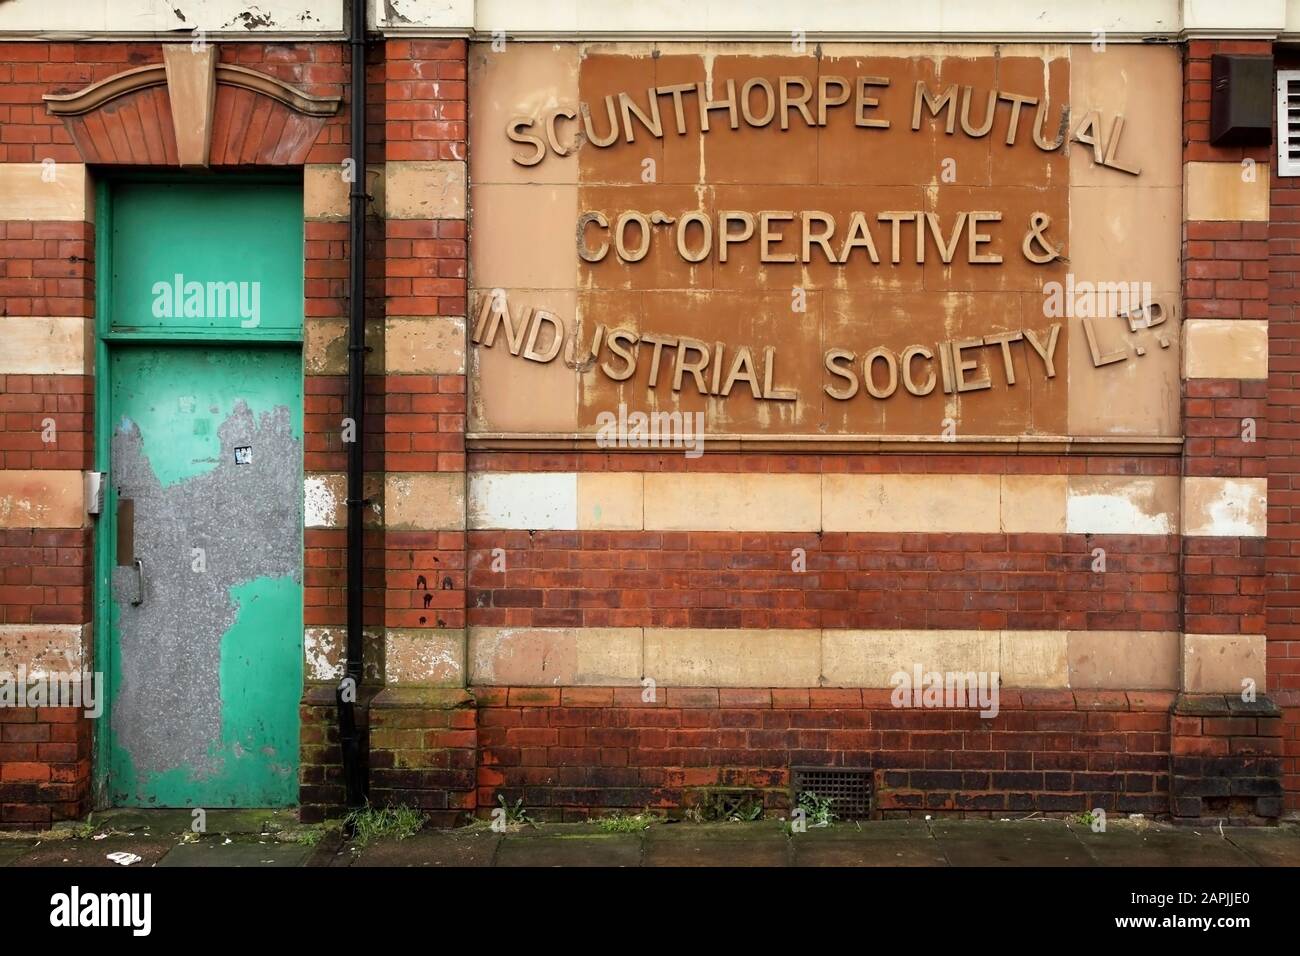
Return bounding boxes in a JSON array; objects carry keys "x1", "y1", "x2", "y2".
[
  {"x1": 475, "y1": 687, "x2": 1173, "y2": 820},
  {"x1": 1270, "y1": 47, "x2": 1300, "y2": 815},
  {"x1": 1181, "y1": 43, "x2": 1270, "y2": 522},
  {"x1": 0, "y1": 41, "x2": 100, "y2": 830},
  {"x1": 467, "y1": 531, "x2": 1180, "y2": 632},
  {"x1": 0, "y1": 707, "x2": 91, "y2": 828},
  {"x1": 0, "y1": 529, "x2": 91, "y2": 626},
  {"x1": 0, "y1": 37, "x2": 369, "y2": 827},
  {"x1": 0, "y1": 221, "x2": 93, "y2": 318},
  {"x1": 3, "y1": 32, "x2": 1298, "y2": 828},
  {"x1": 1178, "y1": 38, "x2": 1284, "y2": 820},
  {"x1": 380, "y1": 38, "x2": 468, "y2": 643}
]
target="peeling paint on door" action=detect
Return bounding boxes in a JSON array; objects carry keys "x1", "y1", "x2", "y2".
[{"x1": 107, "y1": 347, "x2": 302, "y2": 807}]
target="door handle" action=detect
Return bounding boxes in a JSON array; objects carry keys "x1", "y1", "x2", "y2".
[{"x1": 131, "y1": 558, "x2": 144, "y2": 606}]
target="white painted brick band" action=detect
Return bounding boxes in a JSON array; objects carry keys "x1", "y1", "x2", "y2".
[{"x1": 464, "y1": 471, "x2": 1202, "y2": 535}]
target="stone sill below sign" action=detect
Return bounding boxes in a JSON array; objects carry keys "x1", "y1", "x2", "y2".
[{"x1": 465, "y1": 433, "x2": 1186, "y2": 455}]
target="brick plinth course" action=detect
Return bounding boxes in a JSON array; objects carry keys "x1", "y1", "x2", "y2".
[
  {"x1": 468, "y1": 688, "x2": 1177, "y2": 823},
  {"x1": 367, "y1": 688, "x2": 477, "y2": 827},
  {"x1": 0, "y1": 707, "x2": 90, "y2": 830},
  {"x1": 1169, "y1": 694, "x2": 1284, "y2": 824}
]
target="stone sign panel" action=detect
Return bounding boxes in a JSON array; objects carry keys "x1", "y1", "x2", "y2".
[{"x1": 468, "y1": 43, "x2": 1182, "y2": 444}]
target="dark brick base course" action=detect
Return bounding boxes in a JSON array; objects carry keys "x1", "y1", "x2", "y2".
[
  {"x1": 355, "y1": 688, "x2": 1291, "y2": 825},
  {"x1": 299, "y1": 684, "x2": 380, "y2": 824},
  {"x1": 1170, "y1": 694, "x2": 1284, "y2": 825},
  {"x1": 0, "y1": 707, "x2": 91, "y2": 830},
  {"x1": 467, "y1": 688, "x2": 1176, "y2": 823},
  {"x1": 367, "y1": 687, "x2": 477, "y2": 827},
  {"x1": 1, "y1": 691, "x2": 1286, "y2": 828}
]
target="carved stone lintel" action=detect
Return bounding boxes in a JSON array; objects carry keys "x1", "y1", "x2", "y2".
[
  {"x1": 45, "y1": 52, "x2": 342, "y2": 117},
  {"x1": 163, "y1": 45, "x2": 217, "y2": 168}
]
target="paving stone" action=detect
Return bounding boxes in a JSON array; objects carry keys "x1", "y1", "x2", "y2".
[
  {"x1": 4, "y1": 814, "x2": 1295, "y2": 868},
  {"x1": 643, "y1": 821, "x2": 790, "y2": 866},
  {"x1": 792, "y1": 822, "x2": 947, "y2": 867},
  {"x1": 495, "y1": 832, "x2": 643, "y2": 867},
  {"x1": 1075, "y1": 827, "x2": 1256, "y2": 867},
  {"x1": 84, "y1": 808, "x2": 299, "y2": 837},
  {"x1": 0, "y1": 842, "x2": 30, "y2": 866},
  {"x1": 1221, "y1": 827, "x2": 1300, "y2": 866},
  {"x1": 11, "y1": 836, "x2": 173, "y2": 868},
  {"x1": 352, "y1": 830, "x2": 500, "y2": 867},
  {"x1": 156, "y1": 838, "x2": 314, "y2": 867},
  {"x1": 930, "y1": 820, "x2": 1095, "y2": 867}
]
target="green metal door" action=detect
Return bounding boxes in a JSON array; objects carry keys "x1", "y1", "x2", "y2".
[
  {"x1": 106, "y1": 348, "x2": 303, "y2": 807},
  {"x1": 100, "y1": 177, "x2": 304, "y2": 807}
]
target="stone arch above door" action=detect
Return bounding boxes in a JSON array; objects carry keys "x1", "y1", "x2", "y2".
[{"x1": 43, "y1": 44, "x2": 342, "y2": 167}]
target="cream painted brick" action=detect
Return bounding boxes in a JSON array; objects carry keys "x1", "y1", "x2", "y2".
[
  {"x1": 644, "y1": 473, "x2": 820, "y2": 531},
  {"x1": 385, "y1": 472, "x2": 465, "y2": 531},
  {"x1": 385, "y1": 628, "x2": 465, "y2": 687},
  {"x1": 1000, "y1": 475, "x2": 1067, "y2": 534},
  {"x1": 1182, "y1": 476, "x2": 1267, "y2": 537},
  {"x1": 0, "y1": 317, "x2": 89, "y2": 375},
  {"x1": 0, "y1": 2, "x2": 346, "y2": 34},
  {"x1": 0, "y1": 163, "x2": 89, "y2": 221},
  {"x1": 577, "y1": 472, "x2": 644, "y2": 530},
  {"x1": 1184, "y1": 0, "x2": 1286, "y2": 33},
  {"x1": 0, "y1": 471, "x2": 84, "y2": 529},
  {"x1": 303, "y1": 164, "x2": 348, "y2": 220},
  {"x1": 1182, "y1": 633, "x2": 1267, "y2": 694},
  {"x1": 1184, "y1": 161, "x2": 1269, "y2": 221},
  {"x1": 476, "y1": 2, "x2": 1194, "y2": 37},
  {"x1": 385, "y1": 160, "x2": 466, "y2": 219},
  {"x1": 1183, "y1": 319, "x2": 1268, "y2": 379},
  {"x1": 1065, "y1": 476, "x2": 1179, "y2": 535},
  {"x1": 998, "y1": 631, "x2": 1069, "y2": 687},
  {"x1": 468, "y1": 472, "x2": 577, "y2": 529},
  {"x1": 303, "y1": 163, "x2": 382, "y2": 220},
  {"x1": 304, "y1": 317, "x2": 383, "y2": 376},
  {"x1": 823, "y1": 474, "x2": 1001, "y2": 533},
  {"x1": 304, "y1": 317, "x2": 348, "y2": 375},
  {"x1": 304, "y1": 474, "x2": 346, "y2": 529},
  {"x1": 642, "y1": 628, "x2": 820, "y2": 687},
  {"x1": 1067, "y1": 630, "x2": 1180, "y2": 689},
  {"x1": 821, "y1": 630, "x2": 999, "y2": 687},
  {"x1": 0, "y1": 624, "x2": 84, "y2": 675},
  {"x1": 303, "y1": 627, "x2": 384, "y2": 683},
  {"x1": 386, "y1": 316, "x2": 466, "y2": 374},
  {"x1": 468, "y1": 626, "x2": 642, "y2": 685}
]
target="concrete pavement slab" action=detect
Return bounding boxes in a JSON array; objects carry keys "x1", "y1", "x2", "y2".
[
  {"x1": 496, "y1": 830, "x2": 642, "y2": 867},
  {"x1": 0, "y1": 842, "x2": 28, "y2": 866},
  {"x1": 155, "y1": 839, "x2": 315, "y2": 867},
  {"x1": 1075, "y1": 827, "x2": 1257, "y2": 867},
  {"x1": 352, "y1": 829, "x2": 501, "y2": 867},
  {"x1": 929, "y1": 820, "x2": 1095, "y2": 867},
  {"x1": 84, "y1": 808, "x2": 300, "y2": 837},
  {"x1": 643, "y1": 821, "x2": 790, "y2": 866},
  {"x1": 792, "y1": 821, "x2": 948, "y2": 867},
  {"x1": 11, "y1": 836, "x2": 173, "y2": 868},
  {"x1": 1221, "y1": 826, "x2": 1300, "y2": 866}
]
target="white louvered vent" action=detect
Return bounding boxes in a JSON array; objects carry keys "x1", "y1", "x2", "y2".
[{"x1": 1278, "y1": 71, "x2": 1300, "y2": 177}]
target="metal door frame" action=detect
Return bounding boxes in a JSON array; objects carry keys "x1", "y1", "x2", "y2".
[{"x1": 91, "y1": 171, "x2": 304, "y2": 807}]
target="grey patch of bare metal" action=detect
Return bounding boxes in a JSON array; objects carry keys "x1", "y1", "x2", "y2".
[{"x1": 110, "y1": 400, "x2": 300, "y2": 790}]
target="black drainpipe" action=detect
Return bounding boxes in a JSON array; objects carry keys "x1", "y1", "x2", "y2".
[{"x1": 339, "y1": 0, "x2": 368, "y2": 810}]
